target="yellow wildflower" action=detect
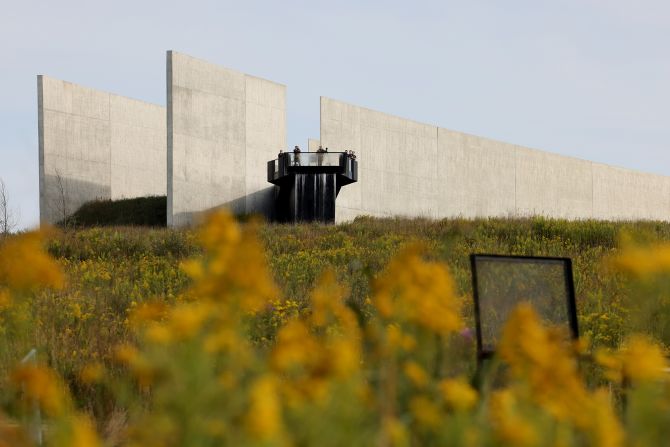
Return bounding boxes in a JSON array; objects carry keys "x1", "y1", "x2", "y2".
[
  {"x1": 499, "y1": 304, "x2": 587, "y2": 423},
  {"x1": 489, "y1": 390, "x2": 537, "y2": 447},
  {"x1": 0, "y1": 230, "x2": 64, "y2": 291},
  {"x1": 587, "y1": 389, "x2": 624, "y2": 447},
  {"x1": 129, "y1": 301, "x2": 167, "y2": 328},
  {"x1": 621, "y1": 335, "x2": 667, "y2": 382},
  {"x1": 144, "y1": 323, "x2": 173, "y2": 344},
  {"x1": 180, "y1": 258, "x2": 204, "y2": 280},
  {"x1": 0, "y1": 287, "x2": 11, "y2": 309},
  {"x1": 403, "y1": 361, "x2": 429, "y2": 388},
  {"x1": 186, "y1": 211, "x2": 278, "y2": 312},
  {"x1": 594, "y1": 349, "x2": 621, "y2": 382},
  {"x1": 439, "y1": 377, "x2": 478, "y2": 411},
  {"x1": 245, "y1": 375, "x2": 283, "y2": 440},
  {"x1": 271, "y1": 320, "x2": 318, "y2": 372},
  {"x1": 409, "y1": 395, "x2": 441, "y2": 429},
  {"x1": 382, "y1": 417, "x2": 409, "y2": 447},
  {"x1": 11, "y1": 364, "x2": 67, "y2": 416},
  {"x1": 168, "y1": 302, "x2": 210, "y2": 339},
  {"x1": 114, "y1": 344, "x2": 140, "y2": 365},
  {"x1": 597, "y1": 335, "x2": 667, "y2": 384},
  {"x1": 79, "y1": 362, "x2": 104, "y2": 384},
  {"x1": 310, "y1": 269, "x2": 348, "y2": 327},
  {"x1": 373, "y1": 245, "x2": 462, "y2": 336},
  {"x1": 329, "y1": 338, "x2": 361, "y2": 377},
  {"x1": 612, "y1": 242, "x2": 670, "y2": 277},
  {"x1": 386, "y1": 325, "x2": 416, "y2": 352},
  {"x1": 218, "y1": 370, "x2": 238, "y2": 389},
  {"x1": 69, "y1": 415, "x2": 102, "y2": 447},
  {"x1": 199, "y1": 210, "x2": 241, "y2": 253}
]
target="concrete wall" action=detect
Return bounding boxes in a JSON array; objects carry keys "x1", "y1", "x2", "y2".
[
  {"x1": 307, "y1": 138, "x2": 320, "y2": 151},
  {"x1": 167, "y1": 52, "x2": 286, "y2": 226},
  {"x1": 320, "y1": 97, "x2": 670, "y2": 222},
  {"x1": 38, "y1": 76, "x2": 166, "y2": 224},
  {"x1": 592, "y1": 163, "x2": 670, "y2": 221}
]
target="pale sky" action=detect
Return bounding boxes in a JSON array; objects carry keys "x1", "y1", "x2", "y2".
[{"x1": 1, "y1": 0, "x2": 669, "y2": 229}]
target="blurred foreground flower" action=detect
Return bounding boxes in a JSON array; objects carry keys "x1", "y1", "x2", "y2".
[
  {"x1": 612, "y1": 241, "x2": 670, "y2": 278},
  {"x1": 0, "y1": 230, "x2": 64, "y2": 291}
]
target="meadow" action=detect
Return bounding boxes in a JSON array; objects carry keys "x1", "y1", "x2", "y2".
[{"x1": 2, "y1": 214, "x2": 670, "y2": 446}]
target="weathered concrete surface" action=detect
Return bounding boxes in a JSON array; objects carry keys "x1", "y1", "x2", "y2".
[
  {"x1": 307, "y1": 138, "x2": 320, "y2": 151},
  {"x1": 592, "y1": 163, "x2": 670, "y2": 220},
  {"x1": 320, "y1": 98, "x2": 439, "y2": 221},
  {"x1": 110, "y1": 96, "x2": 166, "y2": 200},
  {"x1": 167, "y1": 52, "x2": 286, "y2": 227},
  {"x1": 437, "y1": 129, "x2": 516, "y2": 218},
  {"x1": 321, "y1": 97, "x2": 670, "y2": 222},
  {"x1": 38, "y1": 76, "x2": 166, "y2": 224},
  {"x1": 515, "y1": 147, "x2": 593, "y2": 219}
]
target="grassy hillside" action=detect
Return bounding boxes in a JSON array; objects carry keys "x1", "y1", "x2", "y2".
[
  {"x1": 3, "y1": 215, "x2": 670, "y2": 444},
  {"x1": 29, "y1": 216, "x2": 669, "y2": 378}
]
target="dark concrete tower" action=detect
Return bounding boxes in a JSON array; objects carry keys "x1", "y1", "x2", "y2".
[{"x1": 267, "y1": 151, "x2": 357, "y2": 223}]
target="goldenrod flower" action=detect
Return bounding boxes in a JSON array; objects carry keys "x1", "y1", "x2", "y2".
[
  {"x1": 597, "y1": 335, "x2": 667, "y2": 384},
  {"x1": 409, "y1": 395, "x2": 441, "y2": 429},
  {"x1": 329, "y1": 338, "x2": 361, "y2": 377},
  {"x1": 439, "y1": 377, "x2": 478, "y2": 411},
  {"x1": 490, "y1": 390, "x2": 538, "y2": 447},
  {"x1": 382, "y1": 417, "x2": 409, "y2": 447},
  {"x1": 612, "y1": 242, "x2": 670, "y2": 277},
  {"x1": 114, "y1": 344, "x2": 140, "y2": 365},
  {"x1": 403, "y1": 361, "x2": 429, "y2": 388},
  {"x1": 79, "y1": 362, "x2": 105, "y2": 384},
  {"x1": 587, "y1": 389, "x2": 624, "y2": 447},
  {"x1": 145, "y1": 323, "x2": 173, "y2": 344},
  {"x1": 500, "y1": 304, "x2": 587, "y2": 420},
  {"x1": 129, "y1": 301, "x2": 167, "y2": 328},
  {"x1": 0, "y1": 287, "x2": 11, "y2": 309},
  {"x1": 69, "y1": 415, "x2": 102, "y2": 447},
  {"x1": 271, "y1": 320, "x2": 318, "y2": 372},
  {"x1": 245, "y1": 375, "x2": 283, "y2": 440},
  {"x1": 186, "y1": 211, "x2": 278, "y2": 312},
  {"x1": 168, "y1": 302, "x2": 211, "y2": 339},
  {"x1": 0, "y1": 230, "x2": 64, "y2": 291},
  {"x1": 385, "y1": 325, "x2": 416, "y2": 352},
  {"x1": 10, "y1": 364, "x2": 67, "y2": 416},
  {"x1": 373, "y1": 245, "x2": 462, "y2": 336}
]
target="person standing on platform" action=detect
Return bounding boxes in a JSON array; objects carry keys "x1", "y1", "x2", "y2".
[
  {"x1": 316, "y1": 145, "x2": 326, "y2": 166},
  {"x1": 293, "y1": 145, "x2": 301, "y2": 166}
]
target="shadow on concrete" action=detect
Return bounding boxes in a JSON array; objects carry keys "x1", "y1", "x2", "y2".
[
  {"x1": 41, "y1": 174, "x2": 111, "y2": 225},
  {"x1": 170, "y1": 186, "x2": 279, "y2": 227}
]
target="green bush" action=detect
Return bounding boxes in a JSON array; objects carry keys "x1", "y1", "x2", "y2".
[{"x1": 62, "y1": 196, "x2": 167, "y2": 228}]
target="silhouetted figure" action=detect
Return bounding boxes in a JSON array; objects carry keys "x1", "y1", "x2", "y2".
[
  {"x1": 293, "y1": 145, "x2": 301, "y2": 166},
  {"x1": 317, "y1": 145, "x2": 326, "y2": 165}
]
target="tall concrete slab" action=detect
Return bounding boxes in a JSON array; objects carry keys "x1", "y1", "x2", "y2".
[
  {"x1": 515, "y1": 147, "x2": 593, "y2": 219},
  {"x1": 321, "y1": 97, "x2": 670, "y2": 222},
  {"x1": 437, "y1": 129, "x2": 516, "y2": 218},
  {"x1": 320, "y1": 98, "x2": 363, "y2": 221},
  {"x1": 38, "y1": 76, "x2": 166, "y2": 224},
  {"x1": 167, "y1": 52, "x2": 286, "y2": 226},
  {"x1": 245, "y1": 75, "x2": 287, "y2": 217},
  {"x1": 321, "y1": 97, "x2": 440, "y2": 221},
  {"x1": 592, "y1": 163, "x2": 670, "y2": 220},
  {"x1": 307, "y1": 138, "x2": 320, "y2": 151},
  {"x1": 110, "y1": 96, "x2": 166, "y2": 200}
]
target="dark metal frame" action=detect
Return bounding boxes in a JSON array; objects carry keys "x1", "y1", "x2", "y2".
[
  {"x1": 469, "y1": 254, "x2": 579, "y2": 363},
  {"x1": 267, "y1": 152, "x2": 357, "y2": 184}
]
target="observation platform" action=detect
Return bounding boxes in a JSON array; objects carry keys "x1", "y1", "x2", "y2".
[{"x1": 267, "y1": 152, "x2": 358, "y2": 223}]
